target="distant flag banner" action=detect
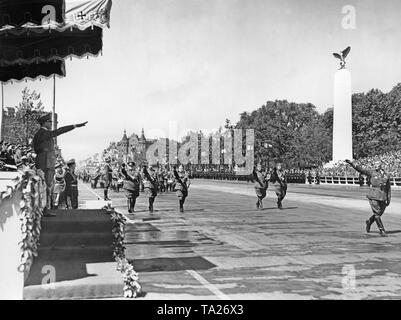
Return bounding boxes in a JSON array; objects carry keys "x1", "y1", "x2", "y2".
[
  {"x1": 0, "y1": 0, "x2": 112, "y2": 33},
  {"x1": 65, "y1": 0, "x2": 112, "y2": 29}
]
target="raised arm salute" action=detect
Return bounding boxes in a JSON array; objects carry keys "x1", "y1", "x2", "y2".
[
  {"x1": 345, "y1": 159, "x2": 391, "y2": 237},
  {"x1": 143, "y1": 166, "x2": 158, "y2": 213},
  {"x1": 173, "y1": 165, "x2": 190, "y2": 213},
  {"x1": 32, "y1": 113, "x2": 87, "y2": 216}
]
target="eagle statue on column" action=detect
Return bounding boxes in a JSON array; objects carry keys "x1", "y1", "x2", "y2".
[{"x1": 333, "y1": 46, "x2": 351, "y2": 69}]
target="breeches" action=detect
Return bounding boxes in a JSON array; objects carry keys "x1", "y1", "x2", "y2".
[
  {"x1": 369, "y1": 199, "x2": 387, "y2": 218},
  {"x1": 125, "y1": 189, "x2": 139, "y2": 199},
  {"x1": 45, "y1": 169, "x2": 55, "y2": 208},
  {"x1": 275, "y1": 187, "x2": 286, "y2": 201},
  {"x1": 176, "y1": 189, "x2": 188, "y2": 200},
  {"x1": 145, "y1": 187, "x2": 157, "y2": 199},
  {"x1": 255, "y1": 188, "x2": 267, "y2": 199},
  {"x1": 67, "y1": 187, "x2": 79, "y2": 209}
]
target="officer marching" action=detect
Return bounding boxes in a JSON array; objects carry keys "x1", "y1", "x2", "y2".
[
  {"x1": 270, "y1": 163, "x2": 287, "y2": 210},
  {"x1": 345, "y1": 159, "x2": 391, "y2": 237},
  {"x1": 252, "y1": 162, "x2": 269, "y2": 210},
  {"x1": 122, "y1": 161, "x2": 141, "y2": 213},
  {"x1": 173, "y1": 165, "x2": 191, "y2": 213},
  {"x1": 32, "y1": 112, "x2": 87, "y2": 216},
  {"x1": 143, "y1": 165, "x2": 158, "y2": 213}
]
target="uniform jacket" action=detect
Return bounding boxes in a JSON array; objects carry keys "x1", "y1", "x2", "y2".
[
  {"x1": 103, "y1": 163, "x2": 113, "y2": 183},
  {"x1": 64, "y1": 170, "x2": 78, "y2": 197},
  {"x1": 174, "y1": 170, "x2": 190, "y2": 191},
  {"x1": 32, "y1": 125, "x2": 75, "y2": 170},
  {"x1": 143, "y1": 169, "x2": 157, "y2": 190},
  {"x1": 270, "y1": 169, "x2": 287, "y2": 189},
  {"x1": 354, "y1": 165, "x2": 391, "y2": 202},
  {"x1": 253, "y1": 169, "x2": 268, "y2": 190},
  {"x1": 123, "y1": 168, "x2": 140, "y2": 192},
  {"x1": 54, "y1": 170, "x2": 66, "y2": 193}
]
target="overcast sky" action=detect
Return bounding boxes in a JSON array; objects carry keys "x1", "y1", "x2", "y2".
[{"x1": 3, "y1": 0, "x2": 401, "y2": 161}]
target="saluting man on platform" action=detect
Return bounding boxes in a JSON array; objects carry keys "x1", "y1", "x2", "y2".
[{"x1": 32, "y1": 112, "x2": 87, "y2": 216}]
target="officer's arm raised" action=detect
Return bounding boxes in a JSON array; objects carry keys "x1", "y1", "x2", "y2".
[{"x1": 345, "y1": 159, "x2": 371, "y2": 177}]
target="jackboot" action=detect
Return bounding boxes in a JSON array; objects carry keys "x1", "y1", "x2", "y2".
[
  {"x1": 375, "y1": 216, "x2": 387, "y2": 237},
  {"x1": 366, "y1": 215, "x2": 375, "y2": 233},
  {"x1": 131, "y1": 198, "x2": 136, "y2": 212}
]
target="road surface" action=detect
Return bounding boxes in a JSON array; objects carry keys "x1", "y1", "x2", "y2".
[{"x1": 79, "y1": 180, "x2": 401, "y2": 299}]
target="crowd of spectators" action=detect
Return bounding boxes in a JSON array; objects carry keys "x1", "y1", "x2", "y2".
[
  {"x1": 0, "y1": 140, "x2": 36, "y2": 171},
  {"x1": 319, "y1": 150, "x2": 401, "y2": 177}
]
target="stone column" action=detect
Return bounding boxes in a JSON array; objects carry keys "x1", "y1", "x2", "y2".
[{"x1": 332, "y1": 68, "x2": 353, "y2": 162}]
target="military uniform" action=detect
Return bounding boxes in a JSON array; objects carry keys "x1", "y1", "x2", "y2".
[
  {"x1": 53, "y1": 163, "x2": 66, "y2": 209},
  {"x1": 65, "y1": 160, "x2": 79, "y2": 210},
  {"x1": 348, "y1": 161, "x2": 391, "y2": 236},
  {"x1": 143, "y1": 167, "x2": 158, "y2": 213},
  {"x1": 122, "y1": 163, "x2": 141, "y2": 213},
  {"x1": 173, "y1": 168, "x2": 190, "y2": 212},
  {"x1": 166, "y1": 171, "x2": 174, "y2": 192},
  {"x1": 271, "y1": 167, "x2": 287, "y2": 209},
  {"x1": 103, "y1": 161, "x2": 112, "y2": 200},
  {"x1": 252, "y1": 167, "x2": 269, "y2": 209},
  {"x1": 32, "y1": 113, "x2": 86, "y2": 212},
  {"x1": 157, "y1": 169, "x2": 166, "y2": 193}
]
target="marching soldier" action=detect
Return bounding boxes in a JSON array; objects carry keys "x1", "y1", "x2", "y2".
[
  {"x1": 345, "y1": 159, "x2": 391, "y2": 237},
  {"x1": 103, "y1": 157, "x2": 113, "y2": 201},
  {"x1": 32, "y1": 112, "x2": 87, "y2": 216},
  {"x1": 122, "y1": 162, "x2": 141, "y2": 213},
  {"x1": 157, "y1": 168, "x2": 167, "y2": 193},
  {"x1": 271, "y1": 163, "x2": 287, "y2": 210},
  {"x1": 173, "y1": 165, "x2": 191, "y2": 213},
  {"x1": 252, "y1": 163, "x2": 269, "y2": 210},
  {"x1": 65, "y1": 159, "x2": 79, "y2": 210},
  {"x1": 166, "y1": 170, "x2": 174, "y2": 192},
  {"x1": 143, "y1": 166, "x2": 158, "y2": 213}
]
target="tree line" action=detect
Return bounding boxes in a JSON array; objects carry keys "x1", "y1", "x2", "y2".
[{"x1": 231, "y1": 83, "x2": 401, "y2": 168}]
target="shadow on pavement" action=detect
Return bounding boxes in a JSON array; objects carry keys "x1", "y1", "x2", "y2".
[{"x1": 129, "y1": 256, "x2": 216, "y2": 272}]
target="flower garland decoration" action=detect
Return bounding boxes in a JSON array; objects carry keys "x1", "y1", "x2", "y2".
[
  {"x1": 17, "y1": 169, "x2": 46, "y2": 275},
  {"x1": 104, "y1": 204, "x2": 142, "y2": 298}
]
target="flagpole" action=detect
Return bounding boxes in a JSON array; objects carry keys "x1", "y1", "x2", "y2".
[
  {"x1": 52, "y1": 74, "x2": 56, "y2": 131},
  {"x1": 0, "y1": 82, "x2": 4, "y2": 141}
]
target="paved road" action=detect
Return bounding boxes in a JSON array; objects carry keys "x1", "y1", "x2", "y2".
[{"x1": 79, "y1": 180, "x2": 401, "y2": 299}]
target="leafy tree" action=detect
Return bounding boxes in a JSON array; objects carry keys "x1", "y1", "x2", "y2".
[
  {"x1": 8, "y1": 88, "x2": 44, "y2": 145},
  {"x1": 235, "y1": 100, "x2": 324, "y2": 167}
]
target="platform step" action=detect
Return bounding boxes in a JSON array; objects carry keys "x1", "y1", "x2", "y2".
[{"x1": 39, "y1": 232, "x2": 113, "y2": 247}]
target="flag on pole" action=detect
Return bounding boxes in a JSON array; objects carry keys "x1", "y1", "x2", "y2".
[{"x1": 65, "y1": 0, "x2": 112, "y2": 29}]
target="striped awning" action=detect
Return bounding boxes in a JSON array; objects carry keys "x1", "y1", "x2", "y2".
[{"x1": 0, "y1": 0, "x2": 112, "y2": 82}]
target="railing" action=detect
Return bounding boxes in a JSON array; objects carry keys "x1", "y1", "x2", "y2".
[
  {"x1": 307, "y1": 176, "x2": 401, "y2": 187},
  {"x1": 190, "y1": 172, "x2": 401, "y2": 187}
]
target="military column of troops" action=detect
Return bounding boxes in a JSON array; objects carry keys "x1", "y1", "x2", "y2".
[
  {"x1": 80, "y1": 160, "x2": 191, "y2": 214},
  {"x1": 4, "y1": 111, "x2": 390, "y2": 238}
]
